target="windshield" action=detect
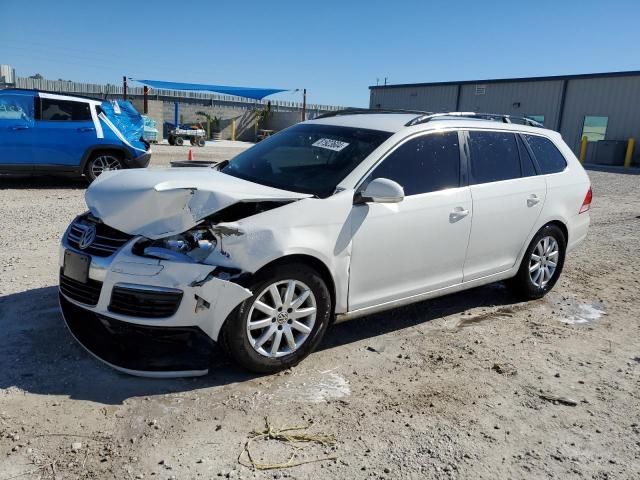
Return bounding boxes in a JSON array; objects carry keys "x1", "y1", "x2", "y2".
[{"x1": 221, "y1": 123, "x2": 392, "y2": 197}]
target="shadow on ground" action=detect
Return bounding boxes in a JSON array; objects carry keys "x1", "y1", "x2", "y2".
[
  {"x1": 0, "y1": 175, "x2": 88, "y2": 189},
  {"x1": 0, "y1": 282, "x2": 518, "y2": 405}
]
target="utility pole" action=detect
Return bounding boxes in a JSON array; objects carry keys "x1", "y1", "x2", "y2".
[
  {"x1": 143, "y1": 85, "x2": 149, "y2": 114},
  {"x1": 123, "y1": 76, "x2": 128, "y2": 101},
  {"x1": 302, "y1": 88, "x2": 307, "y2": 122}
]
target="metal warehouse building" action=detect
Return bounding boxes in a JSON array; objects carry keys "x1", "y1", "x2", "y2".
[{"x1": 369, "y1": 71, "x2": 640, "y2": 166}]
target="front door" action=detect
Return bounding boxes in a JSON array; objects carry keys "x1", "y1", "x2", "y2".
[
  {"x1": 0, "y1": 92, "x2": 37, "y2": 166},
  {"x1": 463, "y1": 130, "x2": 546, "y2": 280},
  {"x1": 348, "y1": 130, "x2": 473, "y2": 311}
]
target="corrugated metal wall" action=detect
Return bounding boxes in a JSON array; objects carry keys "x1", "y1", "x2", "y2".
[
  {"x1": 370, "y1": 74, "x2": 640, "y2": 163},
  {"x1": 369, "y1": 85, "x2": 458, "y2": 111},
  {"x1": 560, "y1": 76, "x2": 640, "y2": 155},
  {"x1": 457, "y1": 80, "x2": 564, "y2": 129}
]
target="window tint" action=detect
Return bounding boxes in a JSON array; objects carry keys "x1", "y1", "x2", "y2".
[
  {"x1": 523, "y1": 134, "x2": 567, "y2": 174},
  {"x1": 517, "y1": 135, "x2": 537, "y2": 177},
  {"x1": 40, "y1": 99, "x2": 91, "y2": 121},
  {"x1": 468, "y1": 131, "x2": 520, "y2": 184},
  {"x1": 367, "y1": 131, "x2": 460, "y2": 196}
]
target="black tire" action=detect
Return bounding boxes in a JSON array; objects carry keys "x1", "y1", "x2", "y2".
[
  {"x1": 196, "y1": 137, "x2": 206, "y2": 147},
  {"x1": 507, "y1": 224, "x2": 566, "y2": 300},
  {"x1": 189, "y1": 138, "x2": 196, "y2": 146},
  {"x1": 220, "y1": 263, "x2": 332, "y2": 373},
  {"x1": 84, "y1": 152, "x2": 123, "y2": 182},
  {"x1": 168, "y1": 136, "x2": 176, "y2": 146},
  {"x1": 174, "y1": 136, "x2": 184, "y2": 146}
]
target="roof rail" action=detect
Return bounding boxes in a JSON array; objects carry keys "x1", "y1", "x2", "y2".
[
  {"x1": 315, "y1": 108, "x2": 432, "y2": 119},
  {"x1": 0, "y1": 87, "x2": 105, "y2": 102},
  {"x1": 405, "y1": 112, "x2": 544, "y2": 128}
]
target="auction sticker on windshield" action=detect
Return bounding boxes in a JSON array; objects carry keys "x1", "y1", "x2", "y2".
[{"x1": 312, "y1": 138, "x2": 350, "y2": 152}]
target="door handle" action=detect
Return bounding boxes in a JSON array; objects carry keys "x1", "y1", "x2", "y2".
[
  {"x1": 450, "y1": 207, "x2": 469, "y2": 222},
  {"x1": 77, "y1": 127, "x2": 96, "y2": 132},
  {"x1": 527, "y1": 194, "x2": 541, "y2": 207},
  {"x1": 10, "y1": 125, "x2": 29, "y2": 131}
]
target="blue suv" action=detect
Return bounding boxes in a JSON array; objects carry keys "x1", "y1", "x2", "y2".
[{"x1": 0, "y1": 89, "x2": 151, "y2": 181}]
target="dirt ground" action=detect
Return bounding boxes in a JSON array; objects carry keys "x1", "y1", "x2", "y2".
[{"x1": 0, "y1": 147, "x2": 639, "y2": 480}]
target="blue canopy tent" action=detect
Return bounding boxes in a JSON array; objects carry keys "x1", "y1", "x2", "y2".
[
  {"x1": 132, "y1": 79, "x2": 291, "y2": 137},
  {"x1": 133, "y1": 79, "x2": 288, "y2": 101}
]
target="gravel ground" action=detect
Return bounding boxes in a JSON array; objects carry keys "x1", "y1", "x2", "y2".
[{"x1": 0, "y1": 158, "x2": 639, "y2": 479}]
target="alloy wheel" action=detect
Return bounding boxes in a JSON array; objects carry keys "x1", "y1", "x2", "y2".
[
  {"x1": 91, "y1": 155, "x2": 122, "y2": 178},
  {"x1": 529, "y1": 236, "x2": 559, "y2": 288},
  {"x1": 246, "y1": 279, "x2": 317, "y2": 358}
]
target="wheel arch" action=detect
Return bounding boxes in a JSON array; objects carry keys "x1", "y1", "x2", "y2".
[
  {"x1": 80, "y1": 145, "x2": 132, "y2": 172},
  {"x1": 251, "y1": 254, "x2": 337, "y2": 314},
  {"x1": 545, "y1": 219, "x2": 568, "y2": 243}
]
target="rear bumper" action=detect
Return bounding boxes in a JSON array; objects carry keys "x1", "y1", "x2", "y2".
[{"x1": 60, "y1": 294, "x2": 214, "y2": 377}]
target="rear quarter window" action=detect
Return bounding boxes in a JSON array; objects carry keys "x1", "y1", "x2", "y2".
[
  {"x1": 523, "y1": 134, "x2": 567, "y2": 174},
  {"x1": 40, "y1": 98, "x2": 91, "y2": 121}
]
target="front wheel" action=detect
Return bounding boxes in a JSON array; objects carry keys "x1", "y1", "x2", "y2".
[
  {"x1": 220, "y1": 263, "x2": 332, "y2": 373},
  {"x1": 85, "y1": 153, "x2": 123, "y2": 182},
  {"x1": 507, "y1": 224, "x2": 566, "y2": 300}
]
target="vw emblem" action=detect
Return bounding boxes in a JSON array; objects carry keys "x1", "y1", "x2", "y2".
[{"x1": 78, "y1": 225, "x2": 97, "y2": 250}]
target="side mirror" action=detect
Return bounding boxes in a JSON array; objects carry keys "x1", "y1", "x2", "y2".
[{"x1": 356, "y1": 178, "x2": 405, "y2": 204}]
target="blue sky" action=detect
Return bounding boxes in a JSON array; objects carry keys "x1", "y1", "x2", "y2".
[{"x1": 1, "y1": 0, "x2": 639, "y2": 107}]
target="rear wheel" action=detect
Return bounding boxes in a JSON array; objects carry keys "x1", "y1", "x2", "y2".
[
  {"x1": 507, "y1": 224, "x2": 566, "y2": 299},
  {"x1": 220, "y1": 263, "x2": 331, "y2": 373},
  {"x1": 174, "y1": 136, "x2": 184, "y2": 146},
  {"x1": 85, "y1": 153, "x2": 123, "y2": 182},
  {"x1": 196, "y1": 137, "x2": 206, "y2": 147},
  {"x1": 168, "y1": 136, "x2": 176, "y2": 146}
]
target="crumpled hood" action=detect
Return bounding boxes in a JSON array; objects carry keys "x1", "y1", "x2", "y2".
[{"x1": 85, "y1": 168, "x2": 311, "y2": 239}]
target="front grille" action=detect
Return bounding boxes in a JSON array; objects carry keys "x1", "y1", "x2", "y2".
[
  {"x1": 66, "y1": 216, "x2": 132, "y2": 257},
  {"x1": 108, "y1": 285, "x2": 183, "y2": 318},
  {"x1": 59, "y1": 270, "x2": 103, "y2": 306}
]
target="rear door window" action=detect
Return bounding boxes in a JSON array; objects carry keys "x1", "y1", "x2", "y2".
[
  {"x1": 367, "y1": 131, "x2": 460, "y2": 196},
  {"x1": 522, "y1": 134, "x2": 567, "y2": 174},
  {"x1": 40, "y1": 99, "x2": 91, "y2": 121},
  {"x1": 468, "y1": 131, "x2": 521, "y2": 184}
]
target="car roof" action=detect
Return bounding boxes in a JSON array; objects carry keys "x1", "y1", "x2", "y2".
[
  {"x1": 0, "y1": 88, "x2": 104, "y2": 103},
  {"x1": 307, "y1": 111, "x2": 553, "y2": 136}
]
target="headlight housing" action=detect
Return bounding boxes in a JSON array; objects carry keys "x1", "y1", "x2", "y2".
[{"x1": 136, "y1": 227, "x2": 217, "y2": 262}]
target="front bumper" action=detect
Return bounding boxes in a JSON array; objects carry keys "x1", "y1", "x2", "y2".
[
  {"x1": 58, "y1": 227, "x2": 252, "y2": 377},
  {"x1": 60, "y1": 294, "x2": 214, "y2": 376},
  {"x1": 127, "y1": 151, "x2": 151, "y2": 169}
]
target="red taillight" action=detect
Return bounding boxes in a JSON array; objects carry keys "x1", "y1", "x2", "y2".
[{"x1": 579, "y1": 186, "x2": 592, "y2": 214}]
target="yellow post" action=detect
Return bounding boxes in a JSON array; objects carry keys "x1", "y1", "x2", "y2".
[
  {"x1": 579, "y1": 136, "x2": 588, "y2": 163},
  {"x1": 624, "y1": 137, "x2": 635, "y2": 168},
  {"x1": 231, "y1": 119, "x2": 236, "y2": 141}
]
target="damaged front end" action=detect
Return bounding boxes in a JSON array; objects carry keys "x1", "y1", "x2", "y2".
[{"x1": 59, "y1": 171, "x2": 308, "y2": 377}]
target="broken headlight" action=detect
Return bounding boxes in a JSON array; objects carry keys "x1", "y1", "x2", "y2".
[{"x1": 137, "y1": 227, "x2": 217, "y2": 263}]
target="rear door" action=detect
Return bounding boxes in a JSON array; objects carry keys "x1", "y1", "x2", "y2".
[
  {"x1": 463, "y1": 129, "x2": 546, "y2": 281},
  {"x1": 348, "y1": 130, "x2": 472, "y2": 310},
  {"x1": 32, "y1": 95, "x2": 96, "y2": 167}
]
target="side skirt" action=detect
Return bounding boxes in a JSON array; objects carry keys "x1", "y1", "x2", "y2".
[{"x1": 335, "y1": 268, "x2": 517, "y2": 323}]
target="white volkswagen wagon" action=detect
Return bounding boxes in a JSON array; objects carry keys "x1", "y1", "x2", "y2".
[{"x1": 59, "y1": 111, "x2": 591, "y2": 376}]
